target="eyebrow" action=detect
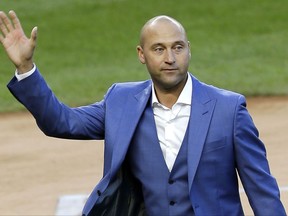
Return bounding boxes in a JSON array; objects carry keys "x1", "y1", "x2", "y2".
[{"x1": 151, "y1": 40, "x2": 186, "y2": 48}]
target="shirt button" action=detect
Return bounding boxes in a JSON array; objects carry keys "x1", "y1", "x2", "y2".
[{"x1": 170, "y1": 201, "x2": 176, "y2": 206}]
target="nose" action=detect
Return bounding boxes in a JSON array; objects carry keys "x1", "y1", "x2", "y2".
[{"x1": 165, "y1": 49, "x2": 176, "y2": 64}]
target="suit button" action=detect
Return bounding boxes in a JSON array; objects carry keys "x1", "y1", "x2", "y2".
[
  {"x1": 168, "y1": 179, "x2": 174, "y2": 184},
  {"x1": 97, "y1": 190, "x2": 101, "y2": 196},
  {"x1": 170, "y1": 201, "x2": 176, "y2": 206}
]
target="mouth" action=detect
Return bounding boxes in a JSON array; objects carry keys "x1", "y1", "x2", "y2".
[{"x1": 161, "y1": 68, "x2": 178, "y2": 72}]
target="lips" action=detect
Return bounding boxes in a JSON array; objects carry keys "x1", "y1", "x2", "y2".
[{"x1": 161, "y1": 68, "x2": 178, "y2": 71}]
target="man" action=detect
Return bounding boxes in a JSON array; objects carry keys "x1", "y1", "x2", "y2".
[{"x1": 0, "y1": 11, "x2": 286, "y2": 216}]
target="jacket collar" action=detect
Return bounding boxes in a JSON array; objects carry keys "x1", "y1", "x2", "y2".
[{"x1": 110, "y1": 82, "x2": 152, "y2": 177}]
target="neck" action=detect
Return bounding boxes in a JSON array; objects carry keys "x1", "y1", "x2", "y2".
[
  {"x1": 155, "y1": 92, "x2": 179, "y2": 109},
  {"x1": 154, "y1": 77, "x2": 187, "y2": 109}
]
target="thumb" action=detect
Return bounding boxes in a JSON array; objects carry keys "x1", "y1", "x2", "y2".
[{"x1": 30, "y1": 26, "x2": 37, "y2": 47}]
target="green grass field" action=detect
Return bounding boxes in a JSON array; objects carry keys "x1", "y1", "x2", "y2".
[{"x1": 0, "y1": 0, "x2": 287, "y2": 112}]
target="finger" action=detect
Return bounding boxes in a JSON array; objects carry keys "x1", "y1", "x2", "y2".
[
  {"x1": 8, "y1": 10, "x2": 23, "y2": 31},
  {"x1": 1, "y1": 11, "x2": 14, "y2": 32},
  {"x1": 30, "y1": 26, "x2": 38, "y2": 47},
  {"x1": 0, "y1": 12, "x2": 9, "y2": 35},
  {"x1": 0, "y1": 34, "x2": 4, "y2": 44}
]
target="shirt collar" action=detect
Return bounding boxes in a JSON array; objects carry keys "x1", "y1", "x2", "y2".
[{"x1": 152, "y1": 73, "x2": 192, "y2": 107}]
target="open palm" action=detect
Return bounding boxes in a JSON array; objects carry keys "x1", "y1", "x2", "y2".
[{"x1": 0, "y1": 10, "x2": 37, "y2": 73}]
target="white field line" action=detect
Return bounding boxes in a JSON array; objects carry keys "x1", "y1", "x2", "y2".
[{"x1": 56, "y1": 187, "x2": 288, "y2": 215}]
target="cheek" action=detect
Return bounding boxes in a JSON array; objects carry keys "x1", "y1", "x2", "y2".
[
  {"x1": 178, "y1": 54, "x2": 190, "y2": 66},
  {"x1": 145, "y1": 57, "x2": 161, "y2": 68}
]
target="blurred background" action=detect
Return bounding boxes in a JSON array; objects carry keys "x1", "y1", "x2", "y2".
[
  {"x1": 0, "y1": 0, "x2": 287, "y2": 112},
  {"x1": 0, "y1": 0, "x2": 287, "y2": 215}
]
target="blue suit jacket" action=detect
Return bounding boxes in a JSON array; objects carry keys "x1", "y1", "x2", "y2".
[{"x1": 8, "y1": 69, "x2": 286, "y2": 215}]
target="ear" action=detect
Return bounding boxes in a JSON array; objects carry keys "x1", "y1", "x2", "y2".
[
  {"x1": 188, "y1": 41, "x2": 192, "y2": 59},
  {"x1": 137, "y1": 45, "x2": 146, "y2": 64}
]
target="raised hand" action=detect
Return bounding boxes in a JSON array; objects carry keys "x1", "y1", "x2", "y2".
[{"x1": 0, "y1": 10, "x2": 37, "y2": 73}]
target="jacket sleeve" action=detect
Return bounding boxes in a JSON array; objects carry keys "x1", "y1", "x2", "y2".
[
  {"x1": 7, "y1": 68, "x2": 106, "y2": 140},
  {"x1": 234, "y1": 95, "x2": 286, "y2": 215}
]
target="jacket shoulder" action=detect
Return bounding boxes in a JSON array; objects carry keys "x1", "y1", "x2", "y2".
[
  {"x1": 112, "y1": 80, "x2": 151, "y2": 91},
  {"x1": 192, "y1": 75, "x2": 244, "y2": 102},
  {"x1": 104, "y1": 80, "x2": 151, "y2": 101}
]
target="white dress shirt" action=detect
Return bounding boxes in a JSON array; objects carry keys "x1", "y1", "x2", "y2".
[{"x1": 152, "y1": 74, "x2": 192, "y2": 172}]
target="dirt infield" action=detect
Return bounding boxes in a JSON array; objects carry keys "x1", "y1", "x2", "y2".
[{"x1": 0, "y1": 96, "x2": 287, "y2": 215}]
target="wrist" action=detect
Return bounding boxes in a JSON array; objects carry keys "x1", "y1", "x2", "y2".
[
  {"x1": 15, "y1": 63, "x2": 36, "y2": 81},
  {"x1": 16, "y1": 61, "x2": 34, "y2": 74}
]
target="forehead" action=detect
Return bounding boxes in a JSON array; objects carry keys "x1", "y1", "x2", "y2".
[{"x1": 141, "y1": 19, "x2": 187, "y2": 47}]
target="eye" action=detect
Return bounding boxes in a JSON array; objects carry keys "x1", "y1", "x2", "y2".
[
  {"x1": 174, "y1": 45, "x2": 184, "y2": 52},
  {"x1": 154, "y1": 47, "x2": 164, "y2": 53}
]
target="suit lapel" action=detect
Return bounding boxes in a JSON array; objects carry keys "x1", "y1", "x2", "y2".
[
  {"x1": 110, "y1": 83, "x2": 152, "y2": 177},
  {"x1": 187, "y1": 76, "x2": 216, "y2": 192}
]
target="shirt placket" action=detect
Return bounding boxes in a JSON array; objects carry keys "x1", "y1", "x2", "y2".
[{"x1": 164, "y1": 105, "x2": 182, "y2": 171}]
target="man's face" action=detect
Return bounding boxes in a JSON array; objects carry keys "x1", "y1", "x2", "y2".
[{"x1": 137, "y1": 20, "x2": 191, "y2": 92}]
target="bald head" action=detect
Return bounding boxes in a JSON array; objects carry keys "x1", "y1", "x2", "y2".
[
  {"x1": 136, "y1": 15, "x2": 191, "y2": 96},
  {"x1": 139, "y1": 15, "x2": 188, "y2": 48}
]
